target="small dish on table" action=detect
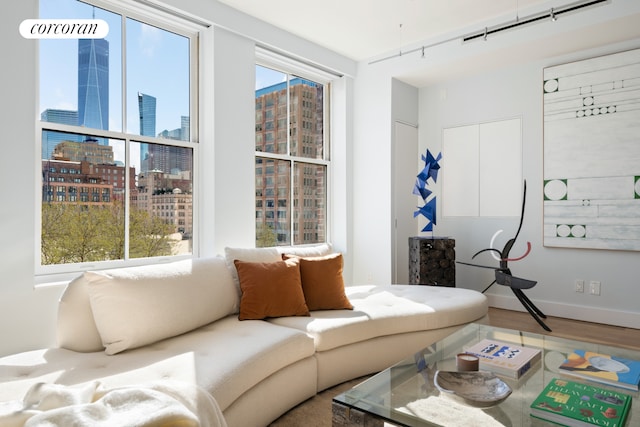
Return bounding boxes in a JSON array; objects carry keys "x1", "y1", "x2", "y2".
[{"x1": 434, "y1": 370, "x2": 512, "y2": 408}]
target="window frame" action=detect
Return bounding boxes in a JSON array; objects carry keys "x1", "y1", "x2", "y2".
[
  {"x1": 255, "y1": 48, "x2": 334, "y2": 247},
  {"x1": 35, "y1": 0, "x2": 203, "y2": 283}
]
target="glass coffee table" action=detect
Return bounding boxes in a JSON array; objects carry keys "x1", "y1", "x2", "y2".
[{"x1": 333, "y1": 323, "x2": 639, "y2": 426}]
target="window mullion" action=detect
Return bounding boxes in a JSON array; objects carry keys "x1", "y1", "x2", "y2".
[
  {"x1": 124, "y1": 137, "x2": 131, "y2": 260},
  {"x1": 122, "y1": 13, "x2": 129, "y2": 261},
  {"x1": 290, "y1": 159, "x2": 295, "y2": 245},
  {"x1": 121, "y1": 12, "x2": 127, "y2": 139},
  {"x1": 286, "y1": 73, "x2": 291, "y2": 156},
  {"x1": 286, "y1": 73, "x2": 294, "y2": 244}
]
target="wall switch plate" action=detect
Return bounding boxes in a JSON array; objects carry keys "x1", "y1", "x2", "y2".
[
  {"x1": 590, "y1": 280, "x2": 601, "y2": 295},
  {"x1": 575, "y1": 279, "x2": 585, "y2": 293}
]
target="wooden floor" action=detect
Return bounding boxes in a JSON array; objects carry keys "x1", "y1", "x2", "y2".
[{"x1": 481, "y1": 307, "x2": 640, "y2": 351}]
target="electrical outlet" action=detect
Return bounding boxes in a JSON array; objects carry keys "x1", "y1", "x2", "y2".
[
  {"x1": 590, "y1": 280, "x2": 601, "y2": 295},
  {"x1": 575, "y1": 279, "x2": 584, "y2": 293}
]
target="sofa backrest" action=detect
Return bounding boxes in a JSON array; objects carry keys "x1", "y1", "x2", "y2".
[
  {"x1": 57, "y1": 256, "x2": 239, "y2": 353},
  {"x1": 58, "y1": 244, "x2": 333, "y2": 353}
]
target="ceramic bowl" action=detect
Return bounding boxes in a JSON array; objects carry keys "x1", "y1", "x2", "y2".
[{"x1": 434, "y1": 370, "x2": 512, "y2": 408}]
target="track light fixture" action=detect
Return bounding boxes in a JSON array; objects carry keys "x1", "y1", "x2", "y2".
[
  {"x1": 368, "y1": 0, "x2": 609, "y2": 65},
  {"x1": 462, "y1": 0, "x2": 606, "y2": 43}
]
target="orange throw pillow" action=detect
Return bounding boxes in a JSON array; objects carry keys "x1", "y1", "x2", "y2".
[
  {"x1": 234, "y1": 259, "x2": 310, "y2": 320},
  {"x1": 284, "y1": 253, "x2": 353, "y2": 311}
]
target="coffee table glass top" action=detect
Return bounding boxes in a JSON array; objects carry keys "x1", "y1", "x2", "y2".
[{"x1": 333, "y1": 323, "x2": 639, "y2": 426}]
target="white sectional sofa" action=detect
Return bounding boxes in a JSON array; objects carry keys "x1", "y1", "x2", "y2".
[{"x1": 0, "y1": 244, "x2": 488, "y2": 426}]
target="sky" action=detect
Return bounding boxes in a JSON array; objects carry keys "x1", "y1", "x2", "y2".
[
  {"x1": 39, "y1": 0, "x2": 190, "y2": 140},
  {"x1": 39, "y1": 0, "x2": 294, "y2": 171},
  {"x1": 256, "y1": 65, "x2": 286, "y2": 91}
]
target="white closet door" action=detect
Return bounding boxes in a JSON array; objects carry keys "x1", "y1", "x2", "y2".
[{"x1": 393, "y1": 121, "x2": 418, "y2": 284}]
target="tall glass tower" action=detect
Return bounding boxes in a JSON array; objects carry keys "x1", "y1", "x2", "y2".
[
  {"x1": 138, "y1": 92, "x2": 156, "y2": 172},
  {"x1": 138, "y1": 92, "x2": 157, "y2": 137},
  {"x1": 40, "y1": 109, "x2": 80, "y2": 159},
  {"x1": 78, "y1": 38, "x2": 109, "y2": 141}
]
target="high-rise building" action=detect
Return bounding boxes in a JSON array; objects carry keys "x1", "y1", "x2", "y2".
[
  {"x1": 52, "y1": 139, "x2": 115, "y2": 165},
  {"x1": 180, "y1": 115, "x2": 190, "y2": 141},
  {"x1": 40, "y1": 109, "x2": 80, "y2": 159},
  {"x1": 138, "y1": 92, "x2": 157, "y2": 137},
  {"x1": 143, "y1": 145, "x2": 192, "y2": 175},
  {"x1": 157, "y1": 115, "x2": 190, "y2": 141},
  {"x1": 138, "y1": 92, "x2": 157, "y2": 172},
  {"x1": 78, "y1": 38, "x2": 109, "y2": 140}
]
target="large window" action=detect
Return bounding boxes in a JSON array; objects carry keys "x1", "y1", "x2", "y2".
[
  {"x1": 255, "y1": 62, "x2": 329, "y2": 247},
  {"x1": 38, "y1": 0, "x2": 199, "y2": 275}
]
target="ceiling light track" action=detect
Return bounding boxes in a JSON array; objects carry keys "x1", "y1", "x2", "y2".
[
  {"x1": 463, "y1": 0, "x2": 608, "y2": 43},
  {"x1": 368, "y1": 0, "x2": 609, "y2": 65}
]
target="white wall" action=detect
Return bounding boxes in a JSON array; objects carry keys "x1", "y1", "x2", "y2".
[
  {"x1": 0, "y1": 0, "x2": 355, "y2": 357},
  {"x1": 0, "y1": 0, "x2": 61, "y2": 356},
  {"x1": 421, "y1": 45, "x2": 640, "y2": 328},
  {"x1": 350, "y1": 0, "x2": 640, "y2": 327}
]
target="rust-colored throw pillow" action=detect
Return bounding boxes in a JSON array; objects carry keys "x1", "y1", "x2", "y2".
[
  {"x1": 234, "y1": 259, "x2": 310, "y2": 320},
  {"x1": 283, "y1": 253, "x2": 353, "y2": 311}
]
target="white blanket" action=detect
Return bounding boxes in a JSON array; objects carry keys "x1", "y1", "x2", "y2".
[
  {"x1": 397, "y1": 395, "x2": 506, "y2": 427},
  {"x1": 0, "y1": 380, "x2": 227, "y2": 427}
]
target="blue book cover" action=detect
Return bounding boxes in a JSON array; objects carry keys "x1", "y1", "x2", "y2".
[{"x1": 559, "y1": 349, "x2": 640, "y2": 391}]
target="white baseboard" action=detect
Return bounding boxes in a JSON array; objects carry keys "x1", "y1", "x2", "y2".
[{"x1": 487, "y1": 294, "x2": 640, "y2": 329}]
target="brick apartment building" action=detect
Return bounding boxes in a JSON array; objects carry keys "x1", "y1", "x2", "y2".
[{"x1": 254, "y1": 78, "x2": 326, "y2": 245}]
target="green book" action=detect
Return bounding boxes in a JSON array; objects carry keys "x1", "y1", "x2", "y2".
[{"x1": 530, "y1": 378, "x2": 631, "y2": 427}]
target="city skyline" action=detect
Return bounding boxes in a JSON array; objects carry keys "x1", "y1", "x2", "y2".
[
  {"x1": 77, "y1": 38, "x2": 109, "y2": 135},
  {"x1": 39, "y1": 0, "x2": 190, "y2": 140},
  {"x1": 40, "y1": 0, "x2": 298, "y2": 148}
]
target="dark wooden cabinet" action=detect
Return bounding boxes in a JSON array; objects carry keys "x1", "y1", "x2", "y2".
[{"x1": 408, "y1": 237, "x2": 455, "y2": 287}]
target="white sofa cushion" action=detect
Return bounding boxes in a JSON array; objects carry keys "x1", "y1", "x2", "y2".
[
  {"x1": 0, "y1": 316, "x2": 316, "y2": 415},
  {"x1": 224, "y1": 247, "x2": 281, "y2": 295},
  {"x1": 57, "y1": 274, "x2": 105, "y2": 352},
  {"x1": 224, "y1": 243, "x2": 332, "y2": 294},
  {"x1": 57, "y1": 256, "x2": 238, "y2": 355},
  {"x1": 276, "y1": 243, "x2": 333, "y2": 257},
  {"x1": 269, "y1": 285, "x2": 488, "y2": 352},
  {"x1": 84, "y1": 256, "x2": 238, "y2": 355}
]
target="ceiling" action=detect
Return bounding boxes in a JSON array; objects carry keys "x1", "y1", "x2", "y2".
[
  {"x1": 216, "y1": 0, "x2": 640, "y2": 86},
  {"x1": 216, "y1": 0, "x2": 559, "y2": 61}
]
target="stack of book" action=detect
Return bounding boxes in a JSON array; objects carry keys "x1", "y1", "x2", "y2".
[
  {"x1": 530, "y1": 378, "x2": 631, "y2": 427},
  {"x1": 464, "y1": 338, "x2": 541, "y2": 379}
]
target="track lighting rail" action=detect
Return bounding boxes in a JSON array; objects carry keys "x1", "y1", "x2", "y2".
[
  {"x1": 368, "y1": 0, "x2": 610, "y2": 65},
  {"x1": 462, "y1": 0, "x2": 609, "y2": 43}
]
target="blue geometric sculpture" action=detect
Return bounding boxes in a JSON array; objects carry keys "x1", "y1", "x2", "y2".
[{"x1": 413, "y1": 149, "x2": 442, "y2": 232}]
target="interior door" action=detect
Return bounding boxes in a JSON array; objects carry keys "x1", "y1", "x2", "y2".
[{"x1": 393, "y1": 121, "x2": 418, "y2": 284}]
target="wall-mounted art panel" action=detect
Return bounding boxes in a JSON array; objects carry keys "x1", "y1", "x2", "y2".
[
  {"x1": 443, "y1": 118, "x2": 522, "y2": 218},
  {"x1": 543, "y1": 48, "x2": 640, "y2": 251}
]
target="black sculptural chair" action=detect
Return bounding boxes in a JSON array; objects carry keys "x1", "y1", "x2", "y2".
[{"x1": 458, "y1": 181, "x2": 551, "y2": 332}]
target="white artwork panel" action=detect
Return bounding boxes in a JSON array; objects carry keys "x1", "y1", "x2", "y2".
[
  {"x1": 543, "y1": 48, "x2": 640, "y2": 251},
  {"x1": 443, "y1": 124, "x2": 480, "y2": 217},
  {"x1": 443, "y1": 119, "x2": 522, "y2": 218},
  {"x1": 479, "y1": 118, "x2": 522, "y2": 217}
]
